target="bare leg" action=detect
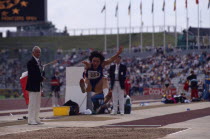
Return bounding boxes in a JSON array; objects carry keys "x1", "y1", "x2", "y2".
[
  {"x1": 79, "y1": 78, "x2": 92, "y2": 93},
  {"x1": 94, "y1": 79, "x2": 103, "y2": 94},
  {"x1": 85, "y1": 79, "x2": 92, "y2": 92}
]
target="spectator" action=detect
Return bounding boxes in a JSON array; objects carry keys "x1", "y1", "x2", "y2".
[
  {"x1": 187, "y1": 71, "x2": 199, "y2": 99},
  {"x1": 124, "y1": 76, "x2": 131, "y2": 96},
  {"x1": 50, "y1": 71, "x2": 62, "y2": 107}
]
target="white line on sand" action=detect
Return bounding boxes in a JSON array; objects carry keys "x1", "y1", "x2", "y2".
[
  {"x1": 166, "y1": 128, "x2": 191, "y2": 136},
  {"x1": 104, "y1": 125, "x2": 162, "y2": 127}
]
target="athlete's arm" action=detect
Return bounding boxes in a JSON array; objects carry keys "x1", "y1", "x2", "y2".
[
  {"x1": 82, "y1": 61, "x2": 91, "y2": 69},
  {"x1": 102, "y1": 47, "x2": 123, "y2": 67}
]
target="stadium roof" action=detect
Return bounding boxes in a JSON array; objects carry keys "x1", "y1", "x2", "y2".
[{"x1": 188, "y1": 27, "x2": 210, "y2": 36}]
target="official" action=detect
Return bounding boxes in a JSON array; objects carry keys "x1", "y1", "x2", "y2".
[
  {"x1": 26, "y1": 46, "x2": 45, "y2": 125},
  {"x1": 109, "y1": 56, "x2": 127, "y2": 115}
]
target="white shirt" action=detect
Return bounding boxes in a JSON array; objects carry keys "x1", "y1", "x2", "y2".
[
  {"x1": 33, "y1": 55, "x2": 39, "y2": 64},
  {"x1": 33, "y1": 55, "x2": 42, "y2": 70},
  {"x1": 115, "y1": 64, "x2": 120, "y2": 80}
]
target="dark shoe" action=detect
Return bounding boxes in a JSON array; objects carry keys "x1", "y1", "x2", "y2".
[
  {"x1": 91, "y1": 110, "x2": 96, "y2": 115},
  {"x1": 37, "y1": 122, "x2": 44, "y2": 125},
  {"x1": 23, "y1": 116, "x2": 28, "y2": 119},
  {"x1": 79, "y1": 79, "x2": 86, "y2": 93}
]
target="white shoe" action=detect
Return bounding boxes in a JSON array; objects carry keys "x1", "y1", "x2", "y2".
[
  {"x1": 28, "y1": 122, "x2": 38, "y2": 125},
  {"x1": 120, "y1": 112, "x2": 124, "y2": 115},
  {"x1": 36, "y1": 119, "x2": 44, "y2": 125},
  {"x1": 110, "y1": 110, "x2": 117, "y2": 115}
]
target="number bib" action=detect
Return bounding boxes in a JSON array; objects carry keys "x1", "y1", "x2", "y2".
[{"x1": 87, "y1": 71, "x2": 101, "y2": 79}]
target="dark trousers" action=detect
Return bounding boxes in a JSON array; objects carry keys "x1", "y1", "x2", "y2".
[{"x1": 91, "y1": 93, "x2": 104, "y2": 111}]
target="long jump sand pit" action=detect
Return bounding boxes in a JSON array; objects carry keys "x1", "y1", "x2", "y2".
[{"x1": 0, "y1": 127, "x2": 185, "y2": 139}]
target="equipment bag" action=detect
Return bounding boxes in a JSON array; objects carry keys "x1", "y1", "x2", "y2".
[{"x1": 63, "y1": 100, "x2": 79, "y2": 115}]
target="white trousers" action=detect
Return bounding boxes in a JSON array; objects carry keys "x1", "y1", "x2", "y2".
[
  {"x1": 28, "y1": 91, "x2": 41, "y2": 123},
  {"x1": 112, "y1": 81, "x2": 124, "y2": 114},
  {"x1": 52, "y1": 91, "x2": 59, "y2": 107}
]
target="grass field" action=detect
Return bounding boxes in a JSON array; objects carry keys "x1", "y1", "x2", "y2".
[{"x1": 0, "y1": 32, "x2": 176, "y2": 50}]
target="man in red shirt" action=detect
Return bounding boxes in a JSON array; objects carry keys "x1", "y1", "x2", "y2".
[{"x1": 124, "y1": 76, "x2": 131, "y2": 96}]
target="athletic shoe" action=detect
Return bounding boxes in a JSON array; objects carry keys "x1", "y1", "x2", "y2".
[
  {"x1": 37, "y1": 122, "x2": 44, "y2": 125},
  {"x1": 28, "y1": 122, "x2": 38, "y2": 125},
  {"x1": 110, "y1": 110, "x2": 117, "y2": 115}
]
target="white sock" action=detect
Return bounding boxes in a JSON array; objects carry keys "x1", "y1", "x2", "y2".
[{"x1": 103, "y1": 88, "x2": 109, "y2": 96}]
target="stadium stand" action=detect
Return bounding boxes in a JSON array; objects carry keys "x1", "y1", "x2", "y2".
[
  {"x1": 1, "y1": 46, "x2": 209, "y2": 100},
  {"x1": 0, "y1": 48, "x2": 88, "y2": 98}
]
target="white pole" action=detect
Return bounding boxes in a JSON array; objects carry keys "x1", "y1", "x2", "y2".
[
  {"x1": 140, "y1": 0, "x2": 143, "y2": 52},
  {"x1": 200, "y1": 10, "x2": 202, "y2": 28},
  {"x1": 186, "y1": 3, "x2": 189, "y2": 50},
  {"x1": 197, "y1": 2, "x2": 200, "y2": 50},
  {"x1": 129, "y1": 0, "x2": 132, "y2": 53},
  {"x1": 163, "y1": 0, "x2": 166, "y2": 54},
  {"x1": 152, "y1": 0, "x2": 155, "y2": 49},
  {"x1": 200, "y1": 10, "x2": 202, "y2": 47},
  {"x1": 104, "y1": 2, "x2": 107, "y2": 53},
  {"x1": 117, "y1": 3, "x2": 119, "y2": 50},
  {"x1": 141, "y1": 6, "x2": 143, "y2": 52},
  {"x1": 139, "y1": 17, "x2": 141, "y2": 52},
  {"x1": 209, "y1": 9, "x2": 210, "y2": 47},
  {"x1": 141, "y1": 21, "x2": 143, "y2": 52},
  {"x1": 175, "y1": 1, "x2": 177, "y2": 48}
]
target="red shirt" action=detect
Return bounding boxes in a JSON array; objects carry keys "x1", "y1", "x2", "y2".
[{"x1": 124, "y1": 79, "x2": 131, "y2": 95}]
